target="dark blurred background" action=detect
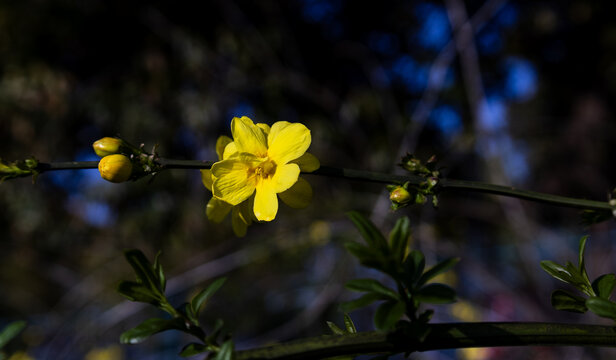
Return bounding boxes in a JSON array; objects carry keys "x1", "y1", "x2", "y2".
[{"x1": 1, "y1": 0, "x2": 616, "y2": 359}]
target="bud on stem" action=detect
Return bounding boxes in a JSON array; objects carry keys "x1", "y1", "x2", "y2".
[{"x1": 98, "y1": 154, "x2": 133, "y2": 183}]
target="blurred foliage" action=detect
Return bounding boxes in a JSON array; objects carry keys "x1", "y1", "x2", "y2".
[{"x1": 1, "y1": 0, "x2": 616, "y2": 359}]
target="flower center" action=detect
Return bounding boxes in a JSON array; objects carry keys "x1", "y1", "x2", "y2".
[{"x1": 255, "y1": 159, "x2": 277, "y2": 179}]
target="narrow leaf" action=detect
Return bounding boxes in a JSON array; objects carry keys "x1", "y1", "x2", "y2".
[
  {"x1": 344, "y1": 241, "x2": 375, "y2": 264},
  {"x1": 593, "y1": 274, "x2": 616, "y2": 300},
  {"x1": 550, "y1": 290, "x2": 588, "y2": 313},
  {"x1": 120, "y1": 318, "x2": 185, "y2": 344},
  {"x1": 417, "y1": 257, "x2": 460, "y2": 287},
  {"x1": 153, "y1": 251, "x2": 166, "y2": 292},
  {"x1": 343, "y1": 314, "x2": 357, "y2": 334},
  {"x1": 389, "y1": 216, "x2": 411, "y2": 264},
  {"x1": 586, "y1": 297, "x2": 616, "y2": 321},
  {"x1": 117, "y1": 281, "x2": 160, "y2": 305},
  {"x1": 191, "y1": 277, "x2": 227, "y2": 315},
  {"x1": 124, "y1": 249, "x2": 162, "y2": 293},
  {"x1": 339, "y1": 293, "x2": 381, "y2": 312},
  {"x1": 206, "y1": 318, "x2": 225, "y2": 344},
  {"x1": 0, "y1": 321, "x2": 26, "y2": 349},
  {"x1": 345, "y1": 279, "x2": 400, "y2": 301},
  {"x1": 180, "y1": 343, "x2": 208, "y2": 357},
  {"x1": 578, "y1": 235, "x2": 589, "y2": 271},
  {"x1": 403, "y1": 250, "x2": 425, "y2": 287},
  {"x1": 414, "y1": 283, "x2": 456, "y2": 304},
  {"x1": 326, "y1": 321, "x2": 345, "y2": 335},
  {"x1": 374, "y1": 301, "x2": 405, "y2": 330},
  {"x1": 213, "y1": 339, "x2": 234, "y2": 360},
  {"x1": 347, "y1": 211, "x2": 388, "y2": 253},
  {"x1": 540, "y1": 260, "x2": 574, "y2": 284}
]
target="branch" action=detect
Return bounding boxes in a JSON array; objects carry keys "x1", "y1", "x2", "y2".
[
  {"x1": 235, "y1": 322, "x2": 616, "y2": 359},
  {"x1": 27, "y1": 160, "x2": 612, "y2": 213}
]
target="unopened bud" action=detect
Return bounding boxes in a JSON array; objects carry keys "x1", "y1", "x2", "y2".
[
  {"x1": 93, "y1": 137, "x2": 123, "y2": 157},
  {"x1": 390, "y1": 186, "x2": 411, "y2": 204},
  {"x1": 98, "y1": 154, "x2": 132, "y2": 183},
  {"x1": 609, "y1": 199, "x2": 616, "y2": 207}
]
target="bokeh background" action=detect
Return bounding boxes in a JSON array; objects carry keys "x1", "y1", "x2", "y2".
[{"x1": 2, "y1": 0, "x2": 616, "y2": 359}]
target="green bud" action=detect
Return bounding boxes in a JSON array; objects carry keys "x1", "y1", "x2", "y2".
[
  {"x1": 389, "y1": 186, "x2": 411, "y2": 205},
  {"x1": 93, "y1": 137, "x2": 124, "y2": 157},
  {"x1": 98, "y1": 154, "x2": 133, "y2": 183}
]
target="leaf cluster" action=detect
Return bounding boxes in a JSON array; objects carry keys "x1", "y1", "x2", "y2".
[
  {"x1": 541, "y1": 236, "x2": 616, "y2": 321},
  {"x1": 342, "y1": 212, "x2": 458, "y2": 330},
  {"x1": 117, "y1": 249, "x2": 233, "y2": 359}
]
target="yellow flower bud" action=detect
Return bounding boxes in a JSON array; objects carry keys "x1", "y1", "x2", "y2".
[
  {"x1": 389, "y1": 186, "x2": 411, "y2": 204},
  {"x1": 98, "y1": 154, "x2": 132, "y2": 183},
  {"x1": 93, "y1": 137, "x2": 123, "y2": 157}
]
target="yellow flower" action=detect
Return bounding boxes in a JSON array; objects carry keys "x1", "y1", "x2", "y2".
[
  {"x1": 211, "y1": 116, "x2": 319, "y2": 221},
  {"x1": 201, "y1": 135, "x2": 255, "y2": 237},
  {"x1": 98, "y1": 154, "x2": 132, "y2": 183}
]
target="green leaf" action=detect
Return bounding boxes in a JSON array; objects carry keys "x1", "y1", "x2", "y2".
[
  {"x1": 206, "y1": 318, "x2": 224, "y2": 342},
  {"x1": 120, "y1": 318, "x2": 185, "y2": 344},
  {"x1": 345, "y1": 279, "x2": 400, "y2": 301},
  {"x1": 343, "y1": 314, "x2": 357, "y2": 334},
  {"x1": 347, "y1": 211, "x2": 388, "y2": 253},
  {"x1": 117, "y1": 281, "x2": 161, "y2": 305},
  {"x1": 180, "y1": 342, "x2": 208, "y2": 357},
  {"x1": 563, "y1": 261, "x2": 592, "y2": 294},
  {"x1": 0, "y1": 321, "x2": 26, "y2": 349},
  {"x1": 374, "y1": 301, "x2": 406, "y2": 330},
  {"x1": 389, "y1": 216, "x2": 411, "y2": 264},
  {"x1": 191, "y1": 277, "x2": 227, "y2": 316},
  {"x1": 586, "y1": 297, "x2": 616, "y2": 320},
  {"x1": 153, "y1": 251, "x2": 166, "y2": 292},
  {"x1": 344, "y1": 241, "x2": 373, "y2": 262},
  {"x1": 540, "y1": 260, "x2": 574, "y2": 284},
  {"x1": 550, "y1": 290, "x2": 588, "y2": 313},
  {"x1": 414, "y1": 283, "x2": 456, "y2": 304},
  {"x1": 592, "y1": 274, "x2": 616, "y2": 299},
  {"x1": 578, "y1": 235, "x2": 588, "y2": 271},
  {"x1": 124, "y1": 249, "x2": 162, "y2": 293},
  {"x1": 326, "y1": 321, "x2": 345, "y2": 335},
  {"x1": 417, "y1": 257, "x2": 460, "y2": 287},
  {"x1": 213, "y1": 339, "x2": 234, "y2": 360},
  {"x1": 403, "y1": 250, "x2": 425, "y2": 287},
  {"x1": 339, "y1": 293, "x2": 382, "y2": 313}
]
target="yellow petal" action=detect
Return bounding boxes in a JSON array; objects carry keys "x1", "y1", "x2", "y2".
[
  {"x1": 231, "y1": 207, "x2": 248, "y2": 237},
  {"x1": 272, "y1": 163, "x2": 300, "y2": 193},
  {"x1": 201, "y1": 169, "x2": 213, "y2": 191},
  {"x1": 254, "y1": 179, "x2": 278, "y2": 221},
  {"x1": 266, "y1": 121, "x2": 291, "y2": 147},
  {"x1": 216, "y1": 136, "x2": 233, "y2": 160},
  {"x1": 206, "y1": 197, "x2": 232, "y2": 223},
  {"x1": 267, "y1": 122, "x2": 311, "y2": 165},
  {"x1": 211, "y1": 157, "x2": 258, "y2": 205},
  {"x1": 279, "y1": 177, "x2": 313, "y2": 208},
  {"x1": 222, "y1": 141, "x2": 238, "y2": 159},
  {"x1": 292, "y1": 152, "x2": 320, "y2": 172},
  {"x1": 231, "y1": 116, "x2": 268, "y2": 157},
  {"x1": 256, "y1": 123, "x2": 271, "y2": 135}
]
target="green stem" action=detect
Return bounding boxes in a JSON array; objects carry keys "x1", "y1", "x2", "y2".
[
  {"x1": 30, "y1": 160, "x2": 611, "y2": 212},
  {"x1": 235, "y1": 322, "x2": 616, "y2": 359}
]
